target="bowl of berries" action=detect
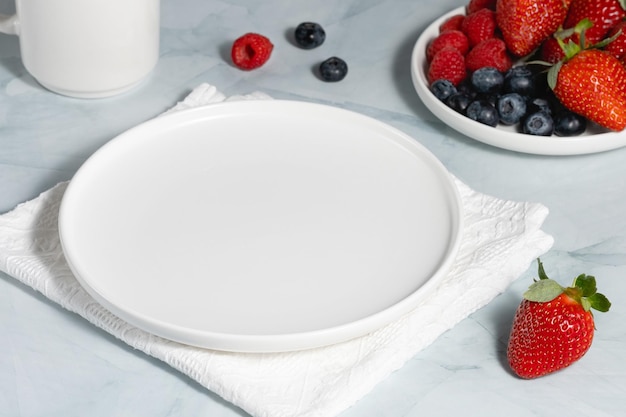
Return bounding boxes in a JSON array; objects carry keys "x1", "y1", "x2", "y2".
[{"x1": 411, "y1": 3, "x2": 626, "y2": 155}]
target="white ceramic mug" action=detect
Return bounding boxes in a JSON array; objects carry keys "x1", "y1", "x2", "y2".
[{"x1": 0, "y1": 0, "x2": 160, "y2": 98}]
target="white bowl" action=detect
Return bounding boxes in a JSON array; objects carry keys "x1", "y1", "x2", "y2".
[{"x1": 410, "y1": 7, "x2": 626, "y2": 155}]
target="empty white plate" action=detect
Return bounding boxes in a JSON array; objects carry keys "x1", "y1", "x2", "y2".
[{"x1": 59, "y1": 100, "x2": 463, "y2": 352}]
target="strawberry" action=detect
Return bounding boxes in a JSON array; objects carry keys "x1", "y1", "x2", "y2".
[
  {"x1": 563, "y1": 0, "x2": 626, "y2": 46},
  {"x1": 540, "y1": 36, "x2": 569, "y2": 63},
  {"x1": 427, "y1": 30, "x2": 470, "y2": 62},
  {"x1": 427, "y1": 47, "x2": 466, "y2": 86},
  {"x1": 507, "y1": 259, "x2": 611, "y2": 379},
  {"x1": 604, "y1": 20, "x2": 626, "y2": 60},
  {"x1": 496, "y1": 0, "x2": 571, "y2": 57},
  {"x1": 549, "y1": 48, "x2": 626, "y2": 131},
  {"x1": 467, "y1": 0, "x2": 497, "y2": 14},
  {"x1": 231, "y1": 33, "x2": 274, "y2": 70},
  {"x1": 461, "y1": 8, "x2": 498, "y2": 47},
  {"x1": 465, "y1": 38, "x2": 512, "y2": 72},
  {"x1": 440, "y1": 14, "x2": 466, "y2": 33}
]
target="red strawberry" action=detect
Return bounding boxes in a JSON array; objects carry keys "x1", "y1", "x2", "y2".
[
  {"x1": 540, "y1": 37, "x2": 568, "y2": 63},
  {"x1": 231, "y1": 33, "x2": 274, "y2": 70},
  {"x1": 549, "y1": 48, "x2": 626, "y2": 130},
  {"x1": 426, "y1": 30, "x2": 470, "y2": 62},
  {"x1": 427, "y1": 47, "x2": 466, "y2": 86},
  {"x1": 467, "y1": 0, "x2": 497, "y2": 14},
  {"x1": 605, "y1": 20, "x2": 626, "y2": 60},
  {"x1": 563, "y1": 0, "x2": 626, "y2": 46},
  {"x1": 507, "y1": 259, "x2": 611, "y2": 379},
  {"x1": 465, "y1": 38, "x2": 512, "y2": 72},
  {"x1": 496, "y1": 0, "x2": 571, "y2": 57},
  {"x1": 539, "y1": 20, "x2": 590, "y2": 63},
  {"x1": 461, "y1": 8, "x2": 497, "y2": 47},
  {"x1": 440, "y1": 14, "x2": 466, "y2": 33}
]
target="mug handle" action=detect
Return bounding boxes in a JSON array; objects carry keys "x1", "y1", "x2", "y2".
[{"x1": 0, "y1": 14, "x2": 18, "y2": 35}]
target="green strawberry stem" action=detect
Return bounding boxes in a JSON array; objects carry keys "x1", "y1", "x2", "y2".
[{"x1": 524, "y1": 259, "x2": 611, "y2": 313}]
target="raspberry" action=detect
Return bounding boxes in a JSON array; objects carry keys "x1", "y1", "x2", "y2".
[
  {"x1": 426, "y1": 30, "x2": 469, "y2": 62},
  {"x1": 467, "y1": 0, "x2": 497, "y2": 14},
  {"x1": 461, "y1": 8, "x2": 497, "y2": 47},
  {"x1": 439, "y1": 14, "x2": 465, "y2": 33},
  {"x1": 428, "y1": 47, "x2": 466, "y2": 86},
  {"x1": 231, "y1": 33, "x2": 274, "y2": 70},
  {"x1": 465, "y1": 38, "x2": 512, "y2": 73}
]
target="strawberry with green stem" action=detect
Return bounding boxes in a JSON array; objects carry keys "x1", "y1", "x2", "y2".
[
  {"x1": 507, "y1": 259, "x2": 611, "y2": 379},
  {"x1": 548, "y1": 20, "x2": 626, "y2": 131}
]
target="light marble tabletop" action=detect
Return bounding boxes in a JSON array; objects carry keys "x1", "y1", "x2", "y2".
[{"x1": 1, "y1": 0, "x2": 625, "y2": 416}]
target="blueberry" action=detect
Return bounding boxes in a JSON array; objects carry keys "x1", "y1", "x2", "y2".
[
  {"x1": 522, "y1": 111, "x2": 554, "y2": 136},
  {"x1": 526, "y1": 96, "x2": 552, "y2": 115},
  {"x1": 430, "y1": 79, "x2": 457, "y2": 101},
  {"x1": 497, "y1": 93, "x2": 527, "y2": 125},
  {"x1": 466, "y1": 100, "x2": 499, "y2": 127},
  {"x1": 471, "y1": 67, "x2": 504, "y2": 94},
  {"x1": 554, "y1": 111, "x2": 587, "y2": 136},
  {"x1": 446, "y1": 92, "x2": 472, "y2": 114},
  {"x1": 456, "y1": 79, "x2": 477, "y2": 99},
  {"x1": 503, "y1": 65, "x2": 535, "y2": 95},
  {"x1": 319, "y1": 57, "x2": 348, "y2": 82},
  {"x1": 295, "y1": 22, "x2": 326, "y2": 49}
]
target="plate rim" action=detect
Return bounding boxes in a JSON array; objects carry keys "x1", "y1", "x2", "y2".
[
  {"x1": 58, "y1": 99, "x2": 464, "y2": 352},
  {"x1": 410, "y1": 6, "x2": 626, "y2": 156}
]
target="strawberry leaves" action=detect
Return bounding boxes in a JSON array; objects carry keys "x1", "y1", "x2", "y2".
[{"x1": 524, "y1": 258, "x2": 611, "y2": 313}]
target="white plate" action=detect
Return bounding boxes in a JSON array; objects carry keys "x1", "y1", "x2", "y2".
[
  {"x1": 411, "y1": 7, "x2": 626, "y2": 155},
  {"x1": 59, "y1": 100, "x2": 463, "y2": 352}
]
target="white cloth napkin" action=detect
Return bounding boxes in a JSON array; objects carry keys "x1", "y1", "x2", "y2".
[{"x1": 0, "y1": 84, "x2": 554, "y2": 417}]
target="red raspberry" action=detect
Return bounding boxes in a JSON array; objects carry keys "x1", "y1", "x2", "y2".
[
  {"x1": 231, "y1": 33, "x2": 274, "y2": 70},
  {"x1": 605, "y1": 21, "x2": 626, "y2": 60},
  {"x1": 465, "y1": 38, "x2": 512, "y2": 72},
  {"x1": 428, "y1": 47, "x2": 466, "y2": 86},
  {"x1": 439, "y1": 14, "x2": 466, "y2": 33},
  {"x1": 467, "y1": 0, "x2": 497, "y2": 14},
  {"x1": 461, "y1": 8, "x2": 497, "y2": 47},
  {"x1": 426, "y1": 30, "x2": 469, "y2": 62}
]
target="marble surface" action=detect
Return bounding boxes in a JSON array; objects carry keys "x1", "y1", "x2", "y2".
[{"x1": 1, "y1": 0, "x2": 625, "y2": 416}]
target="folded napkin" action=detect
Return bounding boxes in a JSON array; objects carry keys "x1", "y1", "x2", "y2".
[{"x1": 0, "y1": 84, "x2": 554, "y2": 417}]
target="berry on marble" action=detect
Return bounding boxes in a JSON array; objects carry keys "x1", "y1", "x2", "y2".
[
  {"x1": 231, "y1": 33, "x2": 274, "y2": 70},
  {"x1": 319, "y1": 57, "x2": 348, "y2": 82},
  {"x1": 294, "y1": 22, "x2": 326, "y2": 49}
]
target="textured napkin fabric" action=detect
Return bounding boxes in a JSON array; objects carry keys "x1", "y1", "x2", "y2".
[{"x1": 0, "y1": 84, "x2": 554, "y2": 417}]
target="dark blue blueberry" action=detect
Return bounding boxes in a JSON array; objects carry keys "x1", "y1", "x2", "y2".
[
  {"x1": 522, "y1": 111, "x2": 554, "y2": 136},
  {"x1": 466, "y1": 100, "x2": 499, "y2": 127},
  {"x1": 456, "y1": 79, "x2": 477, "y2": 99},
  {"x1": 497, "y1": 93, "x2": 527, "y2": 125},
  {"x1": 471, "y1": 67, "x2": 504, "y2": 94},
  {"x1": 295, "y1": 22, "x2": 326, "y2": 49},
  {"x1": 446, "y1": 92, "x2": 472, "y2": 114},
  {"x1": 476, "y1": 93, "x2": 499, "y2": 108},
  {"x1": 503, "y1": 65, "x2": 535, "y2": 96},
  {"x1": 554, "y1": 111, "x2": 587, "y2": 136},
  {"x1": 526, "y1": 96, "x2": 552, "y2": 115},
  {"x1": 319, "y1": 57, "x2": 348, "y2": 82},
  {"x1": 430, "y1": 79, "x2": 457, "y2": 102}
]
